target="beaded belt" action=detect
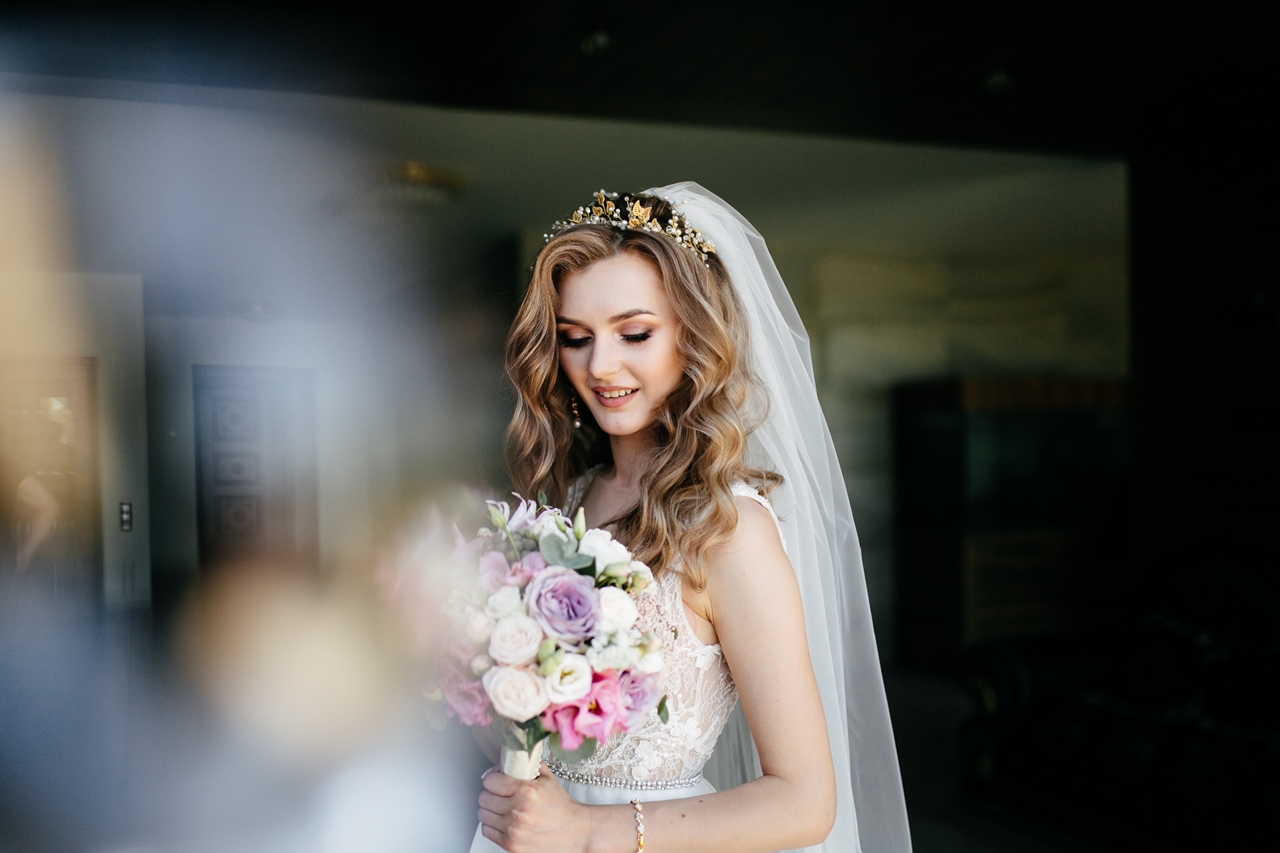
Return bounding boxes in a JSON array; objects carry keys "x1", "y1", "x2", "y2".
[{"x1": 545, "y1": 756, "x2": 704, "y2": 791}]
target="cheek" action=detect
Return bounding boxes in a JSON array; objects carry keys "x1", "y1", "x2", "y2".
[
  {"x1": 559, "y1": 348, "x2": 585, "y2": 382},
  {"x1": 650, "y1": 342, "x2": 685, "y2": 392}
]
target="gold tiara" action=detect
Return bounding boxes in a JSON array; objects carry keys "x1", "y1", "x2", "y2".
[{"x1": 544, "y1": 190, "x2": 717, "y2": 262}]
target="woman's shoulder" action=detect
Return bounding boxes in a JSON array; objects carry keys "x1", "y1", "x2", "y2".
[
  {"x1": 727, "y1": 482, "x2": 786, "y2": 554},
  {"x1": 699, "y1": 483, "x2": 787, "y2": 585}
]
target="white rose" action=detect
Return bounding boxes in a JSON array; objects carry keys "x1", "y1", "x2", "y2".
[
  {"x1": 586, "y1": 638, "x2": 641, "y2": 673},
  {"x1": 481, "y1": 665, "x2": 550, "y2": 723},
  {"x1": 577, "y1": 529, "x2": 632, "y2": 574},
  {"x1": 470, "y1": 654, "x2": 494, "y2": 676},
  {"x1": 637, "y1": 650, "x2": 664, "y2": 674},
  {"x1": 596, "y1": 586, "x2": 639, "y2": 634},
  {"x1": 544, "y1": 653, "x2": 593, "y2": 703},
  {"x1": 465, "y1": 609, "x2": 496, "y2": 644},
  {"x1": 488, "y1": 614, "x2": 544, "y2": 666},
  {"x1": 484, "y1": 585, "x2": 525, "y2": 620},
  {"x1": 627, "y1": 561, "x2": 654, "y2": 593}
]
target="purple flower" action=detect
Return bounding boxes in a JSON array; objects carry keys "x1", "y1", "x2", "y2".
[
  {"x1": 525, "y1": 567, "x2": 599, "y2": 643},
  {"x1": 618, "y1": 670, "x2": 662, "y2": 728}
]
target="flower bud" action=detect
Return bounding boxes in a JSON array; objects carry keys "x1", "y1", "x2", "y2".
[
  {"x1": 537, "y1": 636, "x2": 559, "y2": 664},
  {"x1": 573, "y1": 506, "x2": 586, "y2": 540},
  {"x1": 538, "y1": 648, "x2": 565, "y2": 677},
  {"x1": 470, "y1": 654, "x2": 494, "y2": 675}
]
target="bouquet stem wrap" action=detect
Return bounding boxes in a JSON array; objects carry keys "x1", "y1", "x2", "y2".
[{"x1": 500, "y1": 738, "x2": 544, "y2": 781}]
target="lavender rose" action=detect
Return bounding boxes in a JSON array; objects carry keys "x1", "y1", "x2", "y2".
[
  {"x1": 525, "y1": 567, "x2": 599, "y2": 643},
  {"x1": 618, "y1": 670, "x2": 662, "y2": 728}
]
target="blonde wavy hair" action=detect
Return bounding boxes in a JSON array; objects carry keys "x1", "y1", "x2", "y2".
[{"x1": 504, "y1": 194, "x2": 780, "y2": 589}]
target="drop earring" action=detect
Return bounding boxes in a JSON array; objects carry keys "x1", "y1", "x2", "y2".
[{"x1": 571, "y1": 398, "x2": 582, "y2": 429}]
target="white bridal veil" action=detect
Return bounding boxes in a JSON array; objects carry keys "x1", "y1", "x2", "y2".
[{"x1": 647, "y1": 183, "x2": 911, "y2": 853}]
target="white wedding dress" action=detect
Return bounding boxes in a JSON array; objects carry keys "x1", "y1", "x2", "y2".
[{"x1": 468, "y1": 470, "x2": 781, "y2": 852}]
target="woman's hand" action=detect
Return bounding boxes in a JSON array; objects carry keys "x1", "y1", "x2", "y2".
[{"x1": 477, "y1": 763, "x2": 594, "y2": 853}]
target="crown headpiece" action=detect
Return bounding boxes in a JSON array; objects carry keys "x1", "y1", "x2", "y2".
[{"x1": 544, "y1": 190, "x2": 717, "y2": 263}]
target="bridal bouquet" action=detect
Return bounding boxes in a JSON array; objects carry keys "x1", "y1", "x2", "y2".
[{"x1": 431, "y1": 497, "x2": 667, "y2": 780}]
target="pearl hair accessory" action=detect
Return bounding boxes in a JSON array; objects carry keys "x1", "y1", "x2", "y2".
[{"x1": 544, "y1": 190, "x2": 717, "y2": 263}]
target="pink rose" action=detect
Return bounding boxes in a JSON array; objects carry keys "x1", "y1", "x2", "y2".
[
  {"x1": 442, "y1": 678, "x2": 491, "y2": 727},
  {"x1": 540, "y1": 672, "x2": 628, "y2": 751}
]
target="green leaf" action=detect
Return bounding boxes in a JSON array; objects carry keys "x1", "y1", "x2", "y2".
[
  {"x1": 540, "y1": 532, "x2": 594, "y2": 572},
  {"x1": 539, "y1": 532, "x2": 570, "y2": 566},
  {"x1": 562, "y1": 551, "x2": 595, "y2": 570},
  {"x1": 548, "y1": 732, "x2": 598, "y2": 765},
  {"x1": 657, "y1": 695, "x2": 670, "y2": 725},
  {"x1": 517, "y1": 715, "x2": 549, "y2": 744}
]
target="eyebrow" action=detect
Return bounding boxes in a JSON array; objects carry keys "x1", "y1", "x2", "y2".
[{"x1": 556, "y1": 309, "x2": 656, "y2": 326}]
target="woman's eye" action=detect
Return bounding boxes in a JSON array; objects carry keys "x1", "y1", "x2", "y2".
[
  {"x1": 622, "y1": 332, "x2": 652, "y2": 344},
  {"x1": 558, "y1": 335, "x2": 591, "y2": 349}
]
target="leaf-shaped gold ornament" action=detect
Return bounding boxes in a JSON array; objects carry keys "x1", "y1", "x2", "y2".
[{"x1": 628, "y1": 200, "x2": 652, "y2": 227}]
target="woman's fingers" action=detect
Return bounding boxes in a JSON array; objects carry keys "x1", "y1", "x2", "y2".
[
  {"x1": 479, "y1": 790, "x2": 514, "y2": 815},
  {"x1": 478, "y1": 805, "x2": 506, "y2": 827},
  {"x1": 482, "y1": 770, "x2": 523, "y2": 796},
  {"x1": 479, "y1": 824, "x2": 507, "y2": 847}
]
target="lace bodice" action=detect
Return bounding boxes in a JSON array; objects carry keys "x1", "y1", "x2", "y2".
[{"x1": 550, "y1": 471, "x2": 782, "y2": 787}]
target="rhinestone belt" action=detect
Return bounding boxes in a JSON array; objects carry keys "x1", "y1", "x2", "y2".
[{"x1": 545, "y1": 756, "x2": 704, "y2": 791}]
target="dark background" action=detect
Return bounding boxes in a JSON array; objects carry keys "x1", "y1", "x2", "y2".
[{"x1": 2, "y1": 2, "x2": 1276, "y2": 850}]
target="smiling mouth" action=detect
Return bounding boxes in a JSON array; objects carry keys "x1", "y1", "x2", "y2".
[{"x1": 593, "y1": 388, "x2": 637, "y2": 407}]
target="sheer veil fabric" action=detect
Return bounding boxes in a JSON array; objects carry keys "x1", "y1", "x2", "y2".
[{"x1": 648, "y1": 183, "x2": 911, "y2": 853}]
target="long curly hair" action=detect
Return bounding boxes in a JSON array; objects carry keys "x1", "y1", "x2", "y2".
[{"x1": 504, "y1": 194, "x2": 780, "y2": 589}]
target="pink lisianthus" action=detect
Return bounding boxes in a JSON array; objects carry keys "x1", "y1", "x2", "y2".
[
  {"x1": 442, "y1": 678, "x2": 492, "y2": 727},
  {"x1": 520, "y1": 551, "x2": 548, "y2": 579},
  {"x1": 541, "y1": 671, "x2": 628, "y2": 751},
  {"x1": 504, "y1": 560, "x2": 535, "y2": 587},
  {"x1": 444, "y1": 637, "x2": 478, "y2": 666},
  {"x1": 478, "y1": 551, "x2": 510, "y2": 594}
]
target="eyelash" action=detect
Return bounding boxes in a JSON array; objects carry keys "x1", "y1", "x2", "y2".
[{"x1": 558, "y1": 332, "x2": 652, "y2": 349}]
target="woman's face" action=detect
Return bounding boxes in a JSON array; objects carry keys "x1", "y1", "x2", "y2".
[{"x1": 557, "y1": 252, "x2": 684, "y2": 439}]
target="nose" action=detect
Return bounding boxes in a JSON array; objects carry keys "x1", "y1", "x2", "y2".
[{"x1": 587, "y1": 335, "x2": 622, "y2": 380}]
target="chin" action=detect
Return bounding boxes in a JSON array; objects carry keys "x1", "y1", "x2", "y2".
[{"x1": 595, "y1": 413, "x2": 653, "y2": 437}]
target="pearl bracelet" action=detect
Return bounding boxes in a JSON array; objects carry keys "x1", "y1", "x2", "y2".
[{"x1": 630, "y1": 799, "x2": 645, "y2": 852}]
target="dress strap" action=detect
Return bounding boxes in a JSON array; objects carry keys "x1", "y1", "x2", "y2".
[
  {"x1": 730, "y1": 482, "x2": 786, "y2": 554},
  {"x1": 563, "y1": 465, "x2": 604, "y2": 516}
]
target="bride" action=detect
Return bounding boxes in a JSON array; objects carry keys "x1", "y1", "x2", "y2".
[{"x1": 469, "y1": 184, "x2": 910, "y2": 853}]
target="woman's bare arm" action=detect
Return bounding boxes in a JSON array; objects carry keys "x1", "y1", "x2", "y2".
[{"x1": 479, "y1": 496, "x2": 837, "y2": 853}]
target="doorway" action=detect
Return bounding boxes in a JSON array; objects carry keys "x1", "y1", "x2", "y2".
[
  {"x1": 0, "y1": 358, "x2": 102, "y2": 592},
  {"x1": 193, "y1": 366, "x2": 317, "y2": 571}
]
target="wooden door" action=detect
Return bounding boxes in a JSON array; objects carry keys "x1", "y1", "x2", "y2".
[
  {"x1": 0, "y1": 358, "x2": 102, "y2": 585},
  {"x1": 193, "y1": 366, "x2": 317, "y2": 570}
]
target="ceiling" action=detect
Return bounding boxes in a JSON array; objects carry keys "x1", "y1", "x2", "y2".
[
  {"x1": 5, "y1": 76, "x2": 1126, "y2": 322},
  {"x1": 1, "y1": 2, "x2": 1275, "y2": 158}
]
